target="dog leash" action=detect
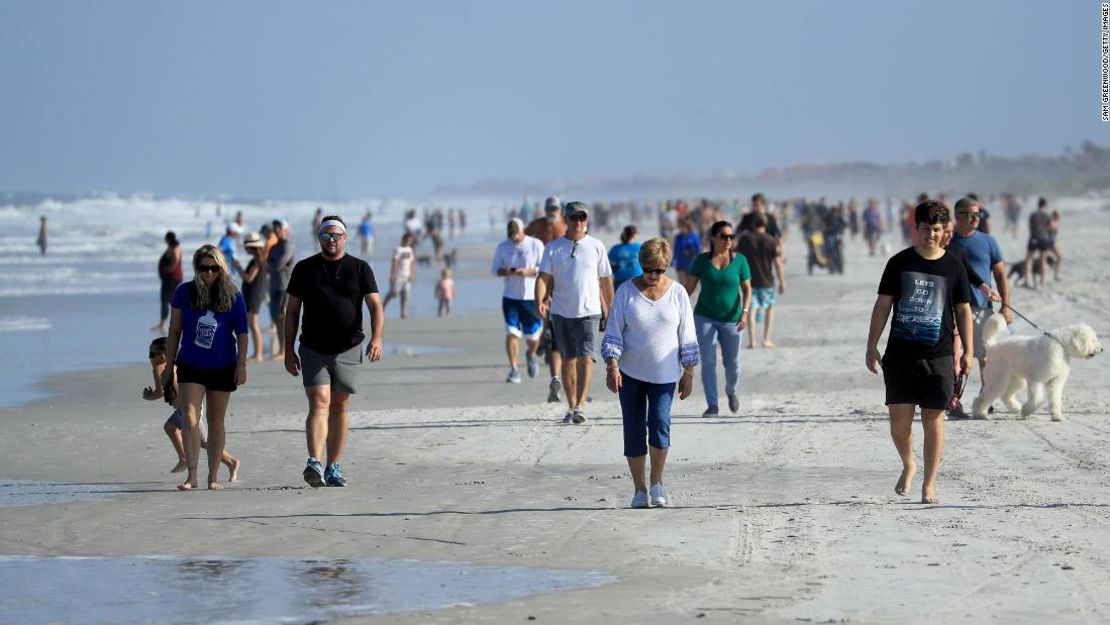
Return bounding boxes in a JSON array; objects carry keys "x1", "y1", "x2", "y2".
[{"x1": 1000, "y1": 303, "x2": 1066, "y2": 349}]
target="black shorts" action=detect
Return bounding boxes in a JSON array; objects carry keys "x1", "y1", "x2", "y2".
[
  {"x1": 1027, "y1": 238, "x2": 1051, "y2": 252},
  {"x1": 881, "y1": 353, "x2": 953, "y2": 410},
  {"x1": 176, "y1": 361, "x2": 238, "y2": 392}
]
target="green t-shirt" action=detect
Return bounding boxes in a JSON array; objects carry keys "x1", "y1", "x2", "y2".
[{"x1": 690, "y1": 252, "x2": 751, "y2": 322}]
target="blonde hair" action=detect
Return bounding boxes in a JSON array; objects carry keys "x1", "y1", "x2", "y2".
[
  {"x1": 639, "y1": 237, "x2": 672, "y2": 268},
  {"x1": 191, "y1": 245, "x2": 239, "y2": 313}
]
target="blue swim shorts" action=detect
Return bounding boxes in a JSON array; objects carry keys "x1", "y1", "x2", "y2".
[
  {"x1": 750, "y1": 287, "x2": 776, "y2": 309},
  {"x1": 502, "y1": 297, "x2": 543, "y2": 339}
]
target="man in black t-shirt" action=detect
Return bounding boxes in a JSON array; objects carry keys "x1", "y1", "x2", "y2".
[
  {"x1": 284, "y1": 215, "x2": 384, "y2": 488},
  {"x1": 866, "y1": 200, "x2": 973, "y2": 505},
  {"x1": 736, "y1": 193, "x2": 782, "y2": 240},
  {"x1": 735, "y1": 214, "x2": 784, "y2": 349}
]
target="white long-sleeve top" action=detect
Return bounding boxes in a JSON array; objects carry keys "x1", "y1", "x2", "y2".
[{"x1": 601, "y1": 279, "x2": 699, "y2": 384}]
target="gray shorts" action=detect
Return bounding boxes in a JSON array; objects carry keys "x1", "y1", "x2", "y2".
[
  {"x1": 551, "y1": 314, "x2": 600, "y2": 360},
  {"x1": 971, "y1": 307, "x2": 994, "y2": 359},
  {"x1": 299, "y1": 343, "x2": 363, "y2": 394}
]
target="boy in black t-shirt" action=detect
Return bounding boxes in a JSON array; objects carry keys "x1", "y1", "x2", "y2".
[{"x1": 866, "y1": 200, "x2": 973, "y2": 505}]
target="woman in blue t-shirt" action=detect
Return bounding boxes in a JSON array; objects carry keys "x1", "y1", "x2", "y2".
[
  {"x1": 608, "y1": 225, "x2": 643, "y2": 289},
  {"x1": 161, "y1": 245, "x2": 248, "y2": 492},
  {"x1": 672, "y1": 216, "x2": 702, "y2": 284}
]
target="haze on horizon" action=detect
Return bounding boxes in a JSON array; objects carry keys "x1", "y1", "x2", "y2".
[{"x1": 0, "y1": 1, "x2": 1103, "y2": 199}]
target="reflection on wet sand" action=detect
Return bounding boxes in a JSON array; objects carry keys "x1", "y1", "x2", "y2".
[{"x1": 0, "y1": 555, "x2": 614, "y2": 624}]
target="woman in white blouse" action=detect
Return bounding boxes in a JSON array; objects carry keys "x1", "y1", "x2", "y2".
[{"x1": 601, "y1": 238, "x2": 699, "y2": 509}]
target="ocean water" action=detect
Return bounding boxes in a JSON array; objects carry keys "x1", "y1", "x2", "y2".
[
  {"x1": 0, "y1": 196, "x2": 504, "y2": 409},
  {"x1": 0, "y1": 555, "x2": 615, "y2": 624}
]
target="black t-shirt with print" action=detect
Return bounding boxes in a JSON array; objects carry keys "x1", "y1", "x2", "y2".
[
  {"x1": 287, "y1": 253, "x2": 378, "y2": 354},
  {"x1": 878, "y1": 247, "x2": 971, "y2": 360}
]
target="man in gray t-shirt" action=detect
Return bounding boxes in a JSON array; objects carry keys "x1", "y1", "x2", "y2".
[{"x1": 267, "y1": 220, "x2": 296, "y2": 358}]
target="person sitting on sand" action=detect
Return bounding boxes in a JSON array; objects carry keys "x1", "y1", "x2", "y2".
[
  {"x1": 866, "y1": 199, "x2": 973, "y2": 504},
  {"x1": 143, "y1": 337, "x2": 240, "y2": 481}
]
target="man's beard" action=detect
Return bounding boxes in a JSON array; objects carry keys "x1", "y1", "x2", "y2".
[{"x1": 322, "y1": 247, "x2": 343, "y2": 260}]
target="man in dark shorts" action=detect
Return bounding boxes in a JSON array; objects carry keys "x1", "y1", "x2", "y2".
[
  {"x1": 866, "y1": 200, "x2": 973, "y2": 505},
  {"x1": 267, "y1": 220, "x2": 295, "y2": 359},
  {"x1": 535, "y1": 202, "x2": 614, "y2": 424},
  {"x1": 284, "y1": 216, "x2": 384, "y2": 487},
  {"x1": 526, "y1": 196, "x2": 568, "y2": 401},
  {"x1": 1022, "y1": 197, "x2": 1053, "y2": 288}
]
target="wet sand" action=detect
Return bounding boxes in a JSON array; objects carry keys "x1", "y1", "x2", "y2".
[{"x1": 2, "y1": 198, "x2": 1109, "y2": 623}]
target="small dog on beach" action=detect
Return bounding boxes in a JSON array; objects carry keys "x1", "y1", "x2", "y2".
[
  {"x1": 971, "y1": 314, "x2": 1103, "y2": 421},
  {"x1": 1007, "y1": 256, "x2": 1056, "y2": 283}
]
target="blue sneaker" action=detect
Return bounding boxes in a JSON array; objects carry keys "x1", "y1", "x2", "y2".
[
  {"x1": 324, "y1": 463, "x2": 347, "y2": 487},
  {"x1": 303, "y1": 458, "x2": 325, "y2": 488}
]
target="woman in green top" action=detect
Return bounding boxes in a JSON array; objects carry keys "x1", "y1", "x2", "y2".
[{"x1": 683, "y1": 221, "x2": 751, "y2": 416}]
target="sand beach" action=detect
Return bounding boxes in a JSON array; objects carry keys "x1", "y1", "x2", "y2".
[{"x1": 1, "y1": 196, "x2": 1109, "y2": 624}]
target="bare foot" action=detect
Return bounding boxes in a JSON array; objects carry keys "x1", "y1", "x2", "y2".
[
  {"x1": 151, "y1": 324, "x2": 167, "y2": 334},
  {"x1": 177, "y1": 480, "x2": 198, "y2": 491},
  {"x1": 170, "y1": 459, "x2": 188, "y2": 473},
  {"x1": 249, "y1": 355, "x2": 264, "y2": 363},
  {"x1": 208, "y1": 481, "x2": 224, "y2": 491},
  {"x1": 921, "y1": 485, "x2": 940, "y2": 504},
  {"x1": 227, "y1": 458, "x2": 240, "y2": 482},
  {"x1": 762, "y1": 340, "x2": 776, "y2": 348},
  {"x1": 895, "y1": 465, "x2": 916, "y2": 496},
  {"x1": 270, "y1": 351, "x2": 284, "y2": 361}
]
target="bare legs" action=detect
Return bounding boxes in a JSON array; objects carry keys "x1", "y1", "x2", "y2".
[
  {"x1": 561, "y1": 356, "x2": 594, "y2": 411},
  {"x1": 247, "y1": 312, "x2": 264, "y2": 361},
  {"x1": 626, "y1": 446, "x2": 669, "y2": 493},
  {"x1": 165, "y1": 420, "x2": 187, "y2": 472},
  {"x1": 505, "y1": 335, "x2": 519, "y2": 371},
  {"x1": 177, "y1": 384, "x2": 232, "y2": 491},
  {"x1": 888, "y1": 404, "x2": 944, "y2": 504},
  {"x1": 746, "y1": 306, "x2": 777, "y2": 349},
  {"x1": 305, "y1": 385, "x2": 352, "y2": 465}
]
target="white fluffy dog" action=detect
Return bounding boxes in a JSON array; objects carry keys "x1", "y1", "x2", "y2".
[{"x1": 971, "y1": 314, "x2": 1103, "y2": 421}]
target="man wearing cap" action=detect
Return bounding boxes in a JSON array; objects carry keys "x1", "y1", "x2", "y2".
[
  {"x1": 284, "y1": 215, "x2": 384, "y2": 488},
  {"x1": 526, "y1": 196, "x2": 569, "y2": 400},
  {"x1": 525, "y1": 196, "x2": 567, "y2": 245},
  {"x1": 218, "y1": 223, "x2": 245, "y2": 277},
  {"x1": 267, "y1": 220, "x2": 296, "y2": 359},
  {"x1": 492, "y1": 218, "x2": 546, "y2": 383},
  {"x1": 536, "y1": 201, "x2": 614, "y2": 424}
]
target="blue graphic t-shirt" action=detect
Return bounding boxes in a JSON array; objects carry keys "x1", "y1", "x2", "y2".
[
  {"x1": 878, "y1": 247, "x2": 971, "y2": 359},
  {"x1": 608, "y1": 242, "x2": 643, "y2": 287},
  {"x1": 171, "y1": 283, "x2": 249, "y2": 369}
]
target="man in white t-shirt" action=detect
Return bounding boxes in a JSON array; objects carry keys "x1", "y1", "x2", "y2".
[
  {"x1": 536, "y1": 201, "x2": 614, "y2": 424},
  {"x1": 382, "y1": 232, "x2": 416, "y2": 318},
  {"x1": 492, "y1": 218, "x2": 546, "y2": 384}
]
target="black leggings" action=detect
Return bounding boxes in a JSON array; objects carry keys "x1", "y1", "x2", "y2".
[{"x1": 160, "y1": 278, "x2": 181, "y2": 322}]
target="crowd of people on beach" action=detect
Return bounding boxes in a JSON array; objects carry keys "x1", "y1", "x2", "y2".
[{"x1": 137, "y1": 189, "x2": 1065, "y2": 506}]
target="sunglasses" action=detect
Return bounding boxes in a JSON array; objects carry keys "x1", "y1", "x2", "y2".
[
  {"x1": 319, "y1": 232, "x2": 344, "y2": 241},
  {"x1": 197, "y1": 264, "x2": 220, "y2": 274},
  {"x1": 568, "y1": 214, "x2": 588, "y2": 222},
  {"x1": 957, "y1": 211, "x2": 981, "y2": 219},
  {"x1": 642, "y1": 267, "x2": 667, "y2": 276},
  {"x1": 718, "y1": 233, "x2": 736, "y2": 240}
]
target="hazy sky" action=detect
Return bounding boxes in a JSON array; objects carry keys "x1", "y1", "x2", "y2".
[{"x1": 0, "y1": 1, "x2": 1103, "y2": 198}]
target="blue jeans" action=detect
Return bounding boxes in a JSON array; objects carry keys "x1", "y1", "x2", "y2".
[
  {"x1": 694, "y1": 315, "x2": 742, "y2": 408},
  {"x1": 618, "y1": 373, "x2": 676, "y2": 457}
]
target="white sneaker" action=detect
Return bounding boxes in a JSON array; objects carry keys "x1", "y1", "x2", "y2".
[
  {"x1": 630, "y1": 490, "x2": 649, "y2": 509},
  {"x1": 649, "y1": 484, "x2": 668, "y2": 507},
  {"x1": 506, "y1": 369, "x2": 522, "y2": 383}
]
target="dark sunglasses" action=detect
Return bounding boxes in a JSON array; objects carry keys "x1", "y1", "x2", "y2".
[
  {"x1": 957, "y1": 211, "x2": 981, "y2": 219},
  {"x1": 642, "y1": 267, "x2": 667, "y2": 276},
  {"x1": 718, "y1": 233, "x2": 736, "y2": 240},
  {"x1": 197, "y1": 264, "x2": 220, "y2": 274},
  {"x1": 319, "y1": 232, "x2": 344, "y2": 241},
  {"x1": 568, "y1": 214, "x2": 588, "y2": 222}
]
